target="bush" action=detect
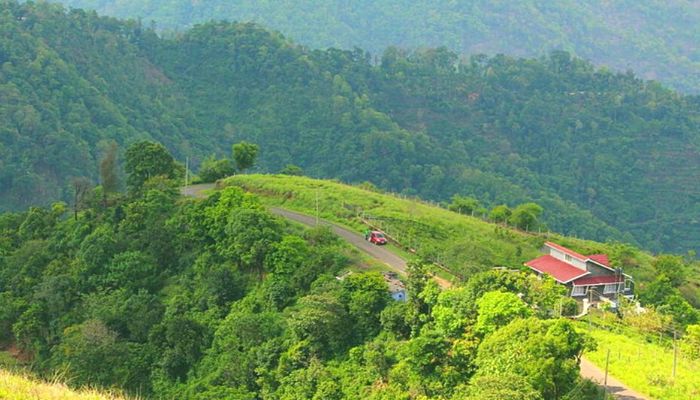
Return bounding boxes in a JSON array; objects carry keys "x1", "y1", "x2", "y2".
[{"x1": 199, "y1": 156, "x2": 236, "y2": 182}]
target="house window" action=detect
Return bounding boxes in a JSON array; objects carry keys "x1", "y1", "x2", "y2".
[
  {"x1": 572, "y1": 286, "x2": 586, "y2": 296},
  {"x1": 565, "y1": 254, "x2": 573, "y2": 262},
  {"x1": 603, "y1": 284, "x2": 618, "y2": 294}
]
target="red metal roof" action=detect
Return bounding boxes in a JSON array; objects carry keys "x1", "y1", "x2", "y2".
[
  {"x1": 572, "y1": 275, "x2": 623, "y2": 286},
  {"x1": 544, "y1": 242, "x2": 587, "y2": 260},
  {"x1": 587, "y1": 254, "x2": 611, "y2": 268},
  {"x1": 525, "y1": 255, "x2": 589, "y2": 284}
]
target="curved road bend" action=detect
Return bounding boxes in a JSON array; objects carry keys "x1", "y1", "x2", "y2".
[
  {"x1": 270, "y1": 207, "x2": 408, "y2": 274},
  {"x1": 180, "y1": 184, "x2": 407, "y2": 273},
  {"x1": 181, "y1": 184, "x2": 648, "y2": 400},
  {"x1": 181, "y1": 183, "x2": 215, "y2": 199}
]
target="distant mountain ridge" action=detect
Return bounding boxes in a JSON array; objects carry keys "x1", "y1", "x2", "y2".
[
  {"x1": 1, "y1": 1, "x2": 700, "y2": 254},
  {"x1": 52, "y1": 0, "x2": 700, "y2": 94}
]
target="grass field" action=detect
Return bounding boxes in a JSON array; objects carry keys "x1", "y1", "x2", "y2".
[
  {"x1": 583, "y1": 325, "x2": 700, "y2": 400},
  {"x1": 0, "y1": 369, "x2": 127, "y2": 400},
  {"x1": 223, "y1": 174, "x2": 656, "y2": 282}
]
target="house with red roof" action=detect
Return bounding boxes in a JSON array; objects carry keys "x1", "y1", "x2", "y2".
[{"x1": 525, "y1": 242, "x2": 633, "y2": 302}]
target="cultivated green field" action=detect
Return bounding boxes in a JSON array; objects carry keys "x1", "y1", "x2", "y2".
[{"x1": 223, "y1": 174, "x2": 656, "y2": 283}]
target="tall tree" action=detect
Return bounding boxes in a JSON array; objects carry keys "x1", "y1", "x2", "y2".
[
  {"x1": 71, "y1": 177, "x2": 91, "y2": 221},
  {"x1": 99, "y1": 141, "x2": 120, "y2": 194},
  {"x1": 125, "y1": 141, "x2": 181, "y2": 191},
  {"x1": 232, "y1": 142, "x2": 259, "y2": 173}
]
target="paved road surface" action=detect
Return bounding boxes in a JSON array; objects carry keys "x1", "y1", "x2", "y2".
[
  {"x1": 181, "y1": 183, "x2": 648, "y2": 400},
  {"x1": 181, "y1": 183, "x2": 215, "y2": 198},
  {"x1": 579, "y1": 358, "x2": 648, "y2": 400},
  {"x1": 270, "y1": 207, "x2": 408, "y2": 274},
  {"x1": 181, "y1": 184, "x2": 408, "y2": 273}
]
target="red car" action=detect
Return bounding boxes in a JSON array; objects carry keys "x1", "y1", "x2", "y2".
[{"x1": 366, "y1": 230, "x2": 388, "y2": 245}]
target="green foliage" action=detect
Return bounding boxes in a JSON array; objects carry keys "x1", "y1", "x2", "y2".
[
  {"x1": 287, "y1": 293, "x2": 350, "y2": 357},
  {"x1": 657, "y1": 295, "x2": 699, "y2": 328},
  {"x1": 279, "y1": 164, "x2": 304, "y2": 176},
  {"x1": 653, "y1": 254, "x2": 688, "y2": 287},
  {"x1": 341, "y1": 272, "x2": 390, "y2": 343},
  {"x1": 448, "y1": 195, "x2": 480, "y2": 216},
  {"x1": 509, "y1": 203, "x2": 545, "y2": 231},
  {"x1": 489, "y1": 204, "x2": 512, "y2": 224},
  {"x1": 640, "y1": 274, "x2": 699, "y2": 327},
  {"x1": 99, "y1": 141, "x2": 120, "y2": 194},
  {"x1": 220, "y1": 208, "x2": 281, "y2": 277},
  {"x1": 102, "y1": 251, "x2": 160, "y2": 292},
  {"x1": 125, "y1": 141, "x2": 182, "y2": 191},
  {"x1": 198, "y1": 155, "x2": 235, "y2": 183},
  {"x1": 0, "y1": 165, "x2": 671, "y2": 399},
  {"x1": 476, "y1": 318, "x2": 589, "y2": 399},
  {"x1": 639, "y1": 275, "x2": 676, "y2": 306},
  {"x1": 474, "y1": 291, "x2": 533, "y2": 336},
  {"x1": 232, "y1": 141, "x2": 259, "y2": 173},
  {"x1": 454, "y1": 374, "x2": 543, "y2": 400},
  {"x1": 3, "y1": 1, "x2": 700, "y2": 255},
  {"x1": 681, "y1": 324, "x2": 700, "y2": 360},
  {"x1": 58, "y1": 0, "x2": 700, "y2": 95}
]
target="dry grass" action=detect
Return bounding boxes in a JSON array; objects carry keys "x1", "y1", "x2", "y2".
[{"x1": 0, "y1": 369, "x2": 128, "y2": 400}]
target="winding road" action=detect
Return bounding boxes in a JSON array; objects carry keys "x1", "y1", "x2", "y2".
[
  {"x1": 181, "y1": 184, "x2": 408, "y2": 273},
  {"x1": 181, "y1": 183, "x2": 649, "y2": 400},
  {"x1": 270, "y1": 207, "x2": 408, "y2": 274}
]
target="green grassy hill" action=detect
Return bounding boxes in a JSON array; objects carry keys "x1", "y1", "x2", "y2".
[
  {"x1": 223, "y1": 174, "x2": 700, "y2": 304},
  {"x1": 223, "y1": 174, "x2": 700, "y2": 398},
  {"x1": 576, "y1": 308, "x2": 700, "y2": 400},
  {"x1": 584, "y1": 327, "x2": 700, "y2": 399}
]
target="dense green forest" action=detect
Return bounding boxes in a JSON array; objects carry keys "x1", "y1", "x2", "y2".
[
  {"x1": 53, "y1": 0, "x2": 700, "y2": 93},
  {"x1": 2, "y1": 1, "x2": 700, "y2": 253},
  {"x1": 1, "y1": 140, "x2": 610, "y2": 399}
]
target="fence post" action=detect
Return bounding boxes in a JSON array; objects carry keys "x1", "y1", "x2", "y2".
[
  {"x1": 673, "y1": 330, "x2": 678, "y2": 378},
  {"x1": 604, "y1": 349, "x2": 610, "y2": 393}
]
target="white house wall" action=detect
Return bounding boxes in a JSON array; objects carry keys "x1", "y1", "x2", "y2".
[{"x1": 547, "y1": 247, "x2": 587, "y2": 270}]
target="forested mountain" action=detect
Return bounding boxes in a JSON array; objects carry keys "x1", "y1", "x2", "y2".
[
  {"x1": 2, "y1": 1, "x2": 700, "y2": 253},
  {"x1": 53, "y1": 0, "x2": 700, "y2": 93}
]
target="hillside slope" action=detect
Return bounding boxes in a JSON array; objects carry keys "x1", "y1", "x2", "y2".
[
  {"x1": 2, "y1": 1, "x2": 700, "y2": 253},
  {"x1": 0, "y1": 148, "x2": 607, "y2": 399},
  {"x1": 0, "y1": 1, "x2": 210, "y2": 209},
  {"x1": 54, "y1": 0, "x2": 700, "y2": 94},
  {"x1": 223, "y1": 174, "x2": 700, "y2": 310}
]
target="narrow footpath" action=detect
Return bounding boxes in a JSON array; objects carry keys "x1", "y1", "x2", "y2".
[{"x1": 181, "y1": 183, "x2": 649, "y2": 400}]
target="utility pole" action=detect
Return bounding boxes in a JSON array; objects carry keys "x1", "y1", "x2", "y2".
[
  {"x1": 673, "y1": 330, "x2": 678, "y2": 378},
  {"x1": 315, "y1": 187, "x2": 319, "y2": 226},
  {"x1": 559, "y1": 297, "x2": 563, "y2": 317},
  {"x1": 604, "y1": 348, "x2": 610, "y2": 393},
  {"x1": 185, "y1": 156, "x2": 189, "y2": 187}
]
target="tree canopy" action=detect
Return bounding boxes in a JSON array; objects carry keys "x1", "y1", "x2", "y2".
[
  {"x1": 2, "y1": 1, "x2": 700, "y2": 255},
  {"x1": 56, "y1": 0, "x2": 700, "y2": 93}
]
